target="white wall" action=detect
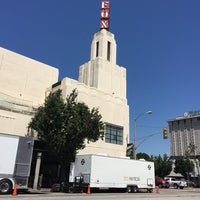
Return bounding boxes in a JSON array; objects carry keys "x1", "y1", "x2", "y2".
[
  {"x1": 0, "y1": 110, "x2": 32, "y2": 136},
  {"x1": 0, "y1": 47, "x2": 59, "y2": 106},
  {"x1": 56, "y1": 77, "x2": 129, "y2": 157},
  {"x1": 79, "y1": 30, "x2": 126, "y2": 99},
  {"x1": 0, "y1": 47, "x2": 59, "y2": 136}
]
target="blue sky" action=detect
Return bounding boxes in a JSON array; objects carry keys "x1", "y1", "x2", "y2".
[{"x1": 1, "y1": 0, "x2": 200, "y2": 156}]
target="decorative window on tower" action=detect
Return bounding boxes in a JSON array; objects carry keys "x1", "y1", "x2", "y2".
[
  {"x1": 105, "y1": 124, "x2": 123, "y2": 145},
  {"x1": 96, "y1": 41, "x2": 99, "y2": 57},
  {"x1": 107, "y1": 41, "x2": 111, "y2": 61}
]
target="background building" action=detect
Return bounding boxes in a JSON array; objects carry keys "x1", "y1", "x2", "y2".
[
  {"x1": 168, "y1": 111, "x2": 200, "y2": 177},
  {"x1": 168, "y1": 111, "x2": 200, "y2": 158}
]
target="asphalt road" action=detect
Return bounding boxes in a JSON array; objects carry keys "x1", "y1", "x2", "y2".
[{"x1": 0, "y1": 188, "x2": 200, "y2": 200}]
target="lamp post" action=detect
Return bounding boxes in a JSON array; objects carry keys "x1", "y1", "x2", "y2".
[{"x1": 133, "y1": 111, "x2": 152, "y2": 159}]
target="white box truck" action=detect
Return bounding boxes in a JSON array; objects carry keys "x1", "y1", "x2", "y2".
[
  {"x1": 69, "y1": 154, "x2": 155, "y2": 193},
  {"x1": 0, "y1": 133, "x2": 34, "y2": 194}
]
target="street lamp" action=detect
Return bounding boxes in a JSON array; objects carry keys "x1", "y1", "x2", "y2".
[{"x1": 133, "y1": 111, "x2": 152, "y2": 159}]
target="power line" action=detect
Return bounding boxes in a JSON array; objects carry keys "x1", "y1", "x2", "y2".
[
  {"x1": 137, "y1": 125, "x2": 165, "y2": 129},
  {"x1": 137, "y1": 132, "x2": 161, "y2": 144}
]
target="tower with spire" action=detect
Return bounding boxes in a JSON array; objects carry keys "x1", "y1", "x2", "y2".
[
  {"x1": 52, "y1": 1, "x2": 129, "y2": 157},
  {"x1": 78, "y1": 0, "x2": 126, "y2": 100}
]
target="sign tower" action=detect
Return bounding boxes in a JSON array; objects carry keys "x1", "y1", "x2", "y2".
[{"x1": 100, "y1": 0, "x2": 110, "y2": 30}]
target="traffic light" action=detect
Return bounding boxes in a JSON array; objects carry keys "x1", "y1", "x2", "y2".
[
  {"x1": 163, "y1": 127, "x2": 168, "y2": 139},
  {"x1": 126, "y1": 143, "x2": 134, "y2": 158}
]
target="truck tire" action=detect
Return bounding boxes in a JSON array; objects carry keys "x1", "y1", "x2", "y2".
[
  {"x1": 173, "y1": 183, "x2": 178, "y2": 189},
  {"x1": 147, "y1": 188, "x2": 153, "y2": 193},
  {"x1": 127, "y1": 186, "x2": 132, "y2": 193},
  {"x1": 132, "y1": 186, "x2": 137, "y2": 193},
  {"x1": 0, "y1": 179, "x2": 12, "y2": 194},
  {"x1": 165, "y1": 182, "x2": 170, "y2": 188}
]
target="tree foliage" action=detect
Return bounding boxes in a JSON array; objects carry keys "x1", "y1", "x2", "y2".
[
  {"x1": 152, "y1": 154, "x2": 172, "y2": 178},
  {"x1": 185, "y1": 143, "x2": 196, "y2": 157},
  {"x1": 174, "y1": 158, "x2": 194, "y2": 179},
  {"x1": 136, "y1": 152, "x2": 151, "y2": 161},
  {"x1": 28, "y1": 89, "x2": 104, "y2": 163},
  {"x1": 136, "y1": 153, "x2": 172, "y2": 178}
]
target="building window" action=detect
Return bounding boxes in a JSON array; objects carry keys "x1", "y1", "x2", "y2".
[
  {"x1": 190, "y1": 118, "x2": 193, "y2": 129},
  {"x1": 107, "y1": 41, "x2": 111, "y2": 61},
  {"x1": 105, "y1": 124, "x2": 123, "y2": 145},
  {"x1": 96, "y1": 41, "x2": 99, "y2": 57},
  {"x1": 184, "y1": 119, "x2": 186, "y2": 129}
]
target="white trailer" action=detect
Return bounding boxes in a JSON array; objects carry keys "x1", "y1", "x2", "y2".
[
  {"x1": 69, "y1": 154, "x2": 155, "y2": 193},
  {"x1": 0, "y1": 133, "x2": 34, "y2": 194}
]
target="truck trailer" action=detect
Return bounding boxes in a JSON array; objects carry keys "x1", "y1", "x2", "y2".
[
  {"x1": 0, "y1": 133, "x2": 34, "y2": 194},
  {"x1": 69, "y1": 154, "x2": 155, "y2": 193}
]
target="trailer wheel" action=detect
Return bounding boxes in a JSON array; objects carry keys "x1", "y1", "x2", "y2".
[
  {"x1": 127, "y1": 186, "x2": 132, "y2": 193},
  {"x1": 0, "y1": 179, "x2": 12, "y2": 194},
  {"x1": 132, "y1": 186, "x2": 137, "y2": 193},
  {"x1": 147, "y1": 188, "x2": 153, "y2": 193}
]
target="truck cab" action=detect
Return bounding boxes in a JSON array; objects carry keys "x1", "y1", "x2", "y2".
[{"x1": 165, "y1": 177, "x2": 187, "y2": 189}]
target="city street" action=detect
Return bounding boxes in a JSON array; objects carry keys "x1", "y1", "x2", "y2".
[{"x1": 0, "y1": 188, "x2": 200, "y2": 200}]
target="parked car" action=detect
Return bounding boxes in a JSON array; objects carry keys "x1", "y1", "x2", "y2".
[
  {"x1": 164, "y1": 177, "x2": 187, "y2": 189},
  {"x1": 155, "y1": 177, "x2": 166, "y2": 188}
]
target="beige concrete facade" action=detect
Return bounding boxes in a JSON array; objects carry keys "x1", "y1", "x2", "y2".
[
  {"x1": 0, "y1": 47, "x2": 58, "y2": 106},
  {"x1": 0, "y1": 28, "x2": 129, "y2": 157},
  {"x1": 0, "y1": 109, "x2": 32, "y2": 136},
  {"x1": 79, "y1": 29, "x2": 126, "y2": 99},
  {"x1": 51, "y1": 29, "x2": 130, "y2": 157},
  {"x1": 51, "y1": 77, "x2": 129, "y2": 157},
  {"x1": 0, "y1": 47, "x2": 59, "y2": 136}
]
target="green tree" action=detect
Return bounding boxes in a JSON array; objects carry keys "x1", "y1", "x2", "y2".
[
  {"x1": 153, "y1": 154, "x2": 172, "y2": 178},
  {"x1": 185, "y1": 143, "x2": 196, "y2": 157},
  {"x1": 136, "y1": 152, "x2": 151, "y2": 161},
  {"x1": 174, "y1": 158, "x2": 194, "y2": 179},
  {"x1": 28, "y1": 89, "x2": 104, "y2": 180}
]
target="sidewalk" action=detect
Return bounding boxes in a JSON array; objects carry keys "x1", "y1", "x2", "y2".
[{"x1": 27, "y1": 188, "x2": 51, "y2": 194}]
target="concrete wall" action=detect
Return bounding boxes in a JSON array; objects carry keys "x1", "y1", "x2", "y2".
[
  {"x1": 0, "y1": 110, "x2": 32, "y2": 136},
  {"x1": 169, "y1": 116, "x2": 200, "y2": 157},
  {"x1": 0, "y1": 47, "x2": 59, "y2": 136},
  {"x1": 0, "y1": 47, "x2": 59, "y2": 106},
  {"x1": 79, "y1": 30, "x2": 126, "y2": 99},
  {"x1": 53, "y1": 77, "x2": 129, "y2": 157}
]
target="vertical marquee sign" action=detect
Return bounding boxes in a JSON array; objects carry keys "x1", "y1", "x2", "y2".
[{"x1": 100, "y1": 0, "x2": 110, "y2": 30}]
